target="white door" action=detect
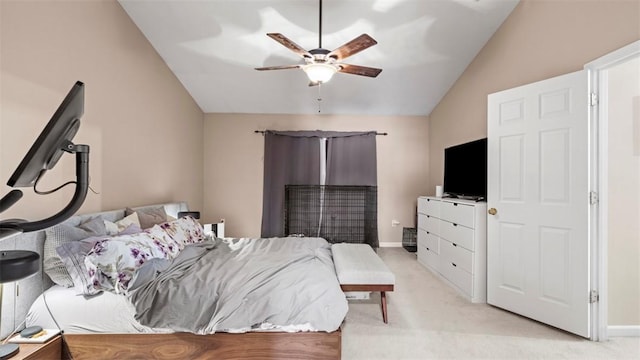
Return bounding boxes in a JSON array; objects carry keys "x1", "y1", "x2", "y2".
[{"x1": 487, "y1": 70, "x2": 590, "y2": 337}]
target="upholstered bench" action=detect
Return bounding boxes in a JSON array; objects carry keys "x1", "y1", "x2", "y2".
[{"x1": 331, "y1": 243, "x2": 395, "y2": 324}]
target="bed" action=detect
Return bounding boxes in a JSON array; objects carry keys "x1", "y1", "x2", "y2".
[{"x1": 4, "y1": 202, "x2": 346, "y2": 359}]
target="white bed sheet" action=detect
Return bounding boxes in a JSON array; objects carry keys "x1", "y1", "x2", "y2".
[
  {"x1": 26, "y1": 285, "x2": 172, "y2": 334},
  {"x1": 26, "y1": 285, "x2": 317, "y2": 334}
]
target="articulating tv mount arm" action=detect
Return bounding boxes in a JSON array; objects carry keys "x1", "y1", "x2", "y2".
[{"x1": 0, "y1": 141, "x2": 89, "y2": 238}]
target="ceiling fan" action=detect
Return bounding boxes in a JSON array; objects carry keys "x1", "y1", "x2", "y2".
[{"x1": 255, "y1": 0, "x2": 382, "y2": 86}]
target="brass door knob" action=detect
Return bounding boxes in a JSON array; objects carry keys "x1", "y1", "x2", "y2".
[{"x1": 488, "y1": 208, "x2": 497, "y2": 215}]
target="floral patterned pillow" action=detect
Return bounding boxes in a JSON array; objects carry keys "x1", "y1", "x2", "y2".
[
  {"x1": 58, "y1": 224, "x2": 150, "y2": 296},
  {"x1": 158, "y1": 216, "x2": 205, "y2": 246},
  {"x1": 83, "y1": 216, "x2": 205, "y2": 295}
]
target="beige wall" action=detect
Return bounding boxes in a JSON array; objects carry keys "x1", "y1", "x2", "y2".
[
  {"x1": 427, "y1": 0, "x2": 640, "y2": 327},
  {"x1": 428, "y1": 0, "x2": 640, "y2": 191},
  {"x1": 0, "y1": 0, "x2": 204, "y2": 220},
  {"x1": 607, "y1": 56, "x2": 640, "y2": 326},
  {"x1": 203, "y1": 113, "x2": 429, "y2": 243}
]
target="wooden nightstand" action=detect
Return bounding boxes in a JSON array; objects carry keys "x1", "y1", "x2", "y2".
[{"x1": 11, "y1": 335, "x2": 61, "y2": 360}]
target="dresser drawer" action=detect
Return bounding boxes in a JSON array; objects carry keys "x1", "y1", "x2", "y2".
[
  {"x1": 417, "y1": 214, "x2": 440, "y2": 235},
  {"x1": 418, "y1": 197, "x2": 441, "y2": 217},
  {"x1": 440, "y1": 260, "x2": 473, "y2": 297},
  {"x1": 417, "y1": 228, "x2": 439, "y2": 254},
  {"x1": 418, "y1": 244, "x2": 440, "y2": 272},
  {"x1": 441, "y1": 201, "x2": 475, "y2": 228},
  {"x1": 440, "y1": 239, "x2": 472, "y2": 274},
  {"x1": 439, "y1": 221, "x2": 474, "y2": 251}
]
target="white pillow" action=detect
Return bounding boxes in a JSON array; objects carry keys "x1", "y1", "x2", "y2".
[{"x1": 104, "y1": 212, "x2": 140, "y2": 236}]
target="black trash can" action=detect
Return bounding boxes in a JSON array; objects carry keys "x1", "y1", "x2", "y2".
[{"x1": 402, "y1": 227, "x2": 417, "y2": 252}]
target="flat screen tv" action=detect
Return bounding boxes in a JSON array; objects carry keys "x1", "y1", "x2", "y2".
[
  {"x1": 443, "y1": 138, "x2": 487, "y2": 200},
  {"x1": 1, "y1": 81, "x2": 89, "y2": 235},
  {"x1": 7, "y1": 81, "x2": 84, "y2": 188}
]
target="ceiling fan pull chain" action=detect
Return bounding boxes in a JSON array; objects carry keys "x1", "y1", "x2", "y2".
[{"x1": 317, "y1": 84, "x2": 323, "y2": 113}]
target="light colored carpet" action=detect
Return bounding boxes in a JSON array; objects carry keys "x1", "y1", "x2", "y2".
[{"x1": 341, "y1": 248, "x2": 640, "y2": 359}]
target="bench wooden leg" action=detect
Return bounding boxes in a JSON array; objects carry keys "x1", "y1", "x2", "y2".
[
  {"x1": 381, "y1": 291, "x2": 388, "y2": 324},
  {"x1": 340, "y1": 284, "x2": 393, "y2": 324}
]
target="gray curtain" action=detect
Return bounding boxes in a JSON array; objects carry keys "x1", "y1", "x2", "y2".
[
  {"x1": 325, "y1": 131, "x2": 378, "y2": 247},
  {"x1": 261, "y1": 131, "x2": 321, "y2": 237},
  {"x1": 326, "y1": 132, "x2": 377, "y2": 186},
  {"x1": 261, "y1": 130, "x2": 378, "y2": 238}
]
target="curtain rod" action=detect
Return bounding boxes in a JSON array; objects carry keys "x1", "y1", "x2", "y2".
[{"x1": 254, "y1": 130, "x2": 388, "y2": 136}]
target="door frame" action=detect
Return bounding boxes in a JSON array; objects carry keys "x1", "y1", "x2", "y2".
[{"x1": 584, "y1": 40, "x2": 640, "y2": 341}]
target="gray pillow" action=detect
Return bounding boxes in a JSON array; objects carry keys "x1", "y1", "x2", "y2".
[
  {"x1": 44, "y1": 216, "x2": 107, "y2": 287},
  {"x1": 125, "y1": 206, "x2": 167, "y2": 229},
  {"x1": 56, "y1": 235, "x2": 105, "y2": 294}
]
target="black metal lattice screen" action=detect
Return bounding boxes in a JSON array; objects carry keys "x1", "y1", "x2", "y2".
[{"x1": 284, "y1": 185, "x2": 378, "y2": 248}]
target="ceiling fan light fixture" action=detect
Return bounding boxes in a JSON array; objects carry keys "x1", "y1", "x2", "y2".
[{"x1": 303, "y1": 63, "x2": 338, "y2": 83}]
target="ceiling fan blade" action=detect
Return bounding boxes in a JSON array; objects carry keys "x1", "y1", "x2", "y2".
[
  {"x1": 328, "y1": 34, "x2": 377, "y2": 61},
  {"x1": 338, "y1": 64, "x2": 382, "y2": 78},
  {"x1": 255, "y1": 64, "x2": 301, "y2": 71},
  {"x1": 267, "y1": 33, "x2": 312, "y2": 59}
]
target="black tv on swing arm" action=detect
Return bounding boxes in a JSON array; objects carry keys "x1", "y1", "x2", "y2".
[
  {"x1": 0, "y1": 81, "x2": 90, "y2": 359},
  {"x1": 0, "y1": 81, "x2": 89, "y2": 359},
  {"x1": 0, "y1": 81, "x2": 90, "y2": 237}
]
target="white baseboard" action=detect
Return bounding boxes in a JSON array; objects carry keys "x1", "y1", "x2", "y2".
[
  {"x1": 379, "y1": 242, "x2": 403, "y2": 248},
  {"x1": 608, "y1": 325, "x2": 640, "y2": 337}
]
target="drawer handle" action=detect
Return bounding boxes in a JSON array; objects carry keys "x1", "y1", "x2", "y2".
[
  {"x1": 426, "y1": 247, "x2": 430, "y2": 251},
  {"x1": 452, "y1": 223, "x2": 458, "y2": 227},
  {"x1": 452, "y1": 243, "x2": 457, "y2": 247},
  {"x1": 452, "y1": 263, "x2": 457, "y2": 267}
]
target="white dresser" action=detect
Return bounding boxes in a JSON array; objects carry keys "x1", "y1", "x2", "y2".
[{"x1": 417, "y1": 196, "x2": 487, "y2": 303}]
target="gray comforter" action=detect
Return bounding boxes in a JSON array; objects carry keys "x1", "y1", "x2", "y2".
[{"x1": 129, "y1": 237, "x2": 347, "y2": 334}]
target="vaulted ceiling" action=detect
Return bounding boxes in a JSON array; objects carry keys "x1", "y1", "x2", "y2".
[{"x1": 118, "y1": 0, "x2": 519, "y2": 116}]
